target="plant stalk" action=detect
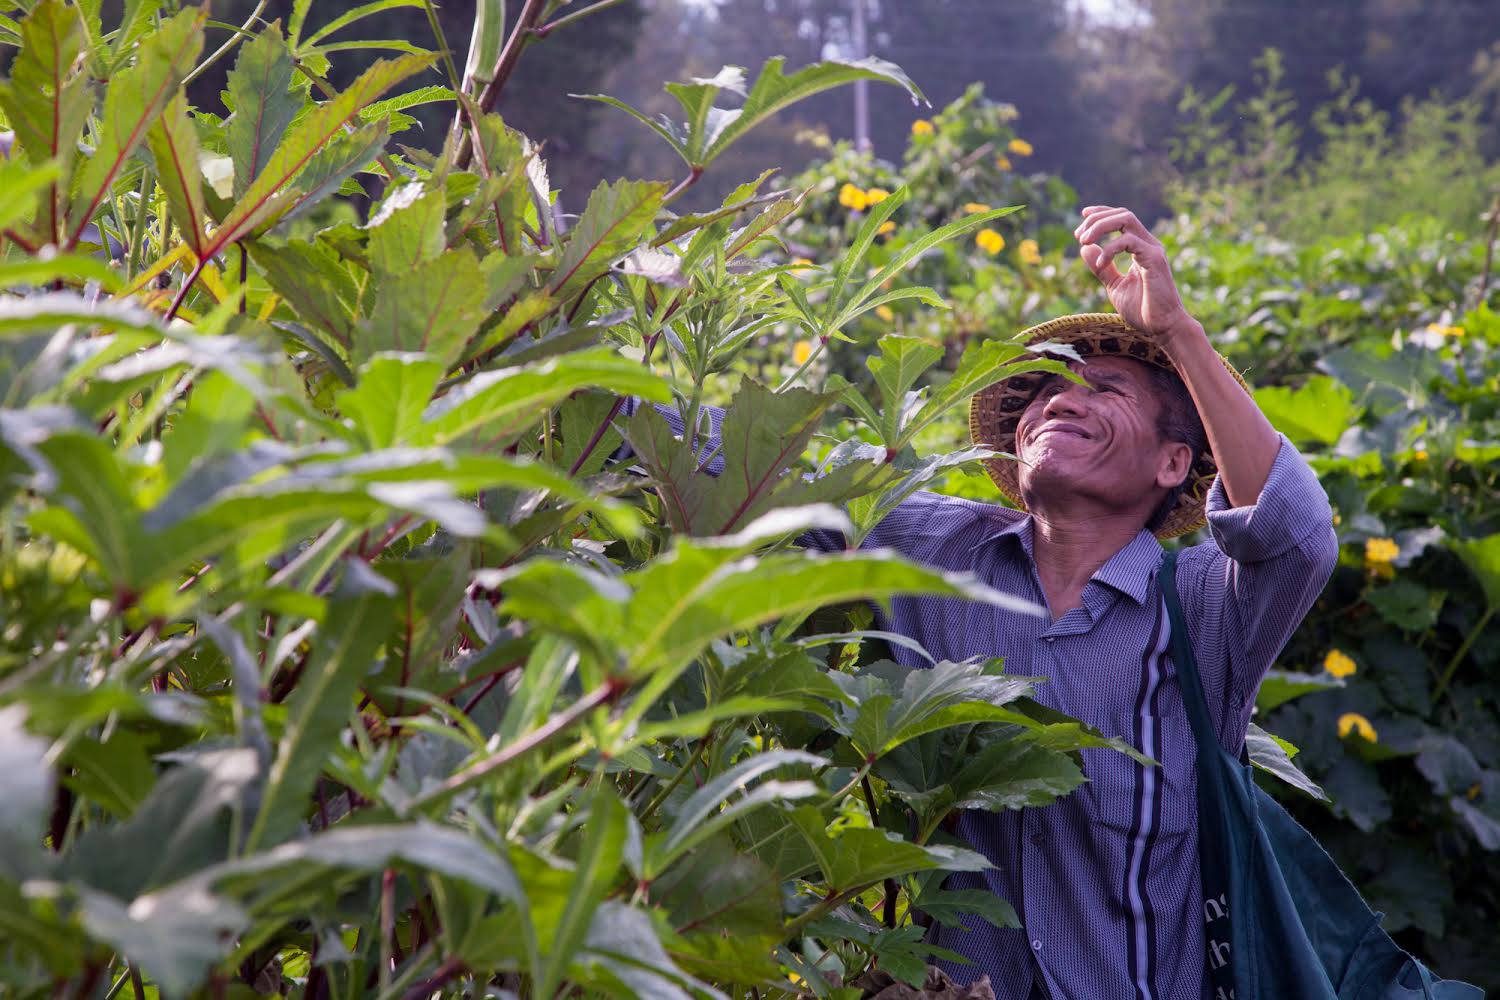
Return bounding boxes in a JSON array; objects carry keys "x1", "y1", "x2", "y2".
[
  {"x1": 454, "y1": 0, "x2": 549, "y2": 169},
  {"x1": 1432, "y1": 605, "x2": 1495, "y2": 704}
]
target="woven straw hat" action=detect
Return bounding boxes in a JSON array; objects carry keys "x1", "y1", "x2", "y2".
[{"x1": 968, "y1": 312, "x2": 1248, "y2": 539}]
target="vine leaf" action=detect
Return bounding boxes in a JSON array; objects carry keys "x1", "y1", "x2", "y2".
[
  {"x1": 550, "y1": 179, "x2": 666, "y2": 307},
  {"x1": 147, "y1": 94, "x2": 210, "y2": 258},
  {"x1": 0, "y1": 0, "x2": 91, "y2": 243},
  {"x1": 578, "y1": 56, "x2": 926, "y2": 170},
  {"x1": 224, "y1": 21, "x2": 299, "y2": 199},
  {"x1": 209, "y1": 53, "x2": 431, "y2": 257},
  {"x1": 66, "y1": 5, "x2": 206, "y2": 249},
  {"x1": 246, "y1": 563, "x2": 397, "y2": 851}
]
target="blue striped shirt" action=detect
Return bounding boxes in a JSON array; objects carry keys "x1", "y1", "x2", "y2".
[{"x1": 622, "y1": 402, "x2": 1338, "y2": 999}]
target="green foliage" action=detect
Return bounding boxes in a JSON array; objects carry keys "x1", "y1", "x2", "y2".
[{"x1": 0, "y1": 5, "x2": 1099, "y2": 998}]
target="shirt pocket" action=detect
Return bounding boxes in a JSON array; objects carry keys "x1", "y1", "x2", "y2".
[{"x1": 1084, "y1": 710, "x2": 1198, "y2": 850}]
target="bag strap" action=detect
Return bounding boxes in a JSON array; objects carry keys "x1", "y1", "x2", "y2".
[{"x1": 1158, "y1": 550, "x2": 1221, "y2": 758}]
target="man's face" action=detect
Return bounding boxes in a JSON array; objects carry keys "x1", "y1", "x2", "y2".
[{"x1": 1014, "y1": 356, "x2": 1188, "y2": 514}]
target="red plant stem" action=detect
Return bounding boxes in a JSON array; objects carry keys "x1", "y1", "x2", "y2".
[
  {"x1": 256, "y1": 402, "x2": 282, "y2": 440},
  {"x1": 399, "y1": 957, "x2": 466, "y2": 1000},
  {"x1": 413, "y1": 678, "x2": 625, "y2": 808},
  {"x1": 456, "y1": 0, "x2": 549, "y2": 169},
  {"x1": 238, "y1": 246, "x2": 248, "y2": 315},
  {"x1": 458, "y1": 658, "x2": 526, "y2": 715},
  {"x1": 380, "y1": 867, "x2": 398, "y2": 977},
  {"x1": 566, "y1": 331, "x2": 660, "y2": 477},
  {"x1": 165, "y1": 257, "x2": 207, "y2": 322},
  {"x1": 664, "y1": 166, "x2": 704, "y2": 206},
  {"x1": 568, "y1": 396, "x2": 626, "y2": 476},
  {"x1": 441, "y1": 655, "x2": 526, "y2": 702},
  {"x1": 3, "y1": 228, "x2": 38, "y2": 254}
]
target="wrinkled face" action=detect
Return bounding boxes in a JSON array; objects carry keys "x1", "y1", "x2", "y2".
[{"x1": 1014, "y1": 356, "x2": 1187, "y2": 515}]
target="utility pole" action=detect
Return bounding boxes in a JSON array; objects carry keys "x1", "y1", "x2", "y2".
[{"x1": 851, "y1": 0, "x2": 871, "y2": 152}]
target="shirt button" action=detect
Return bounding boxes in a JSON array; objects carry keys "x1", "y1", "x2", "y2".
[
  {"x1": 1032, "y1": 939, "x2": 1043, "y2": 952},
  {"x1": 1030, "y1": 833, "x2": 1046, "y2": 846},
  {"x1": 1044, "y1": 636, "x2": 1056, "y2": 643}
]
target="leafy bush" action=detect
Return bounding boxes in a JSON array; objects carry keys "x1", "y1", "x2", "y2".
[
  {"x1": 1168, "y1": 48, "x2": 1500, "y2": 242},
  {"x1": 0, "y1": 3, "x2": 1145, "y2": 997}
]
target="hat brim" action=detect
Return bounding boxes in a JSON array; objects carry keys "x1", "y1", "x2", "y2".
[{"x1": 968, "y1": 313, "x2": 1247, "y2": 540}]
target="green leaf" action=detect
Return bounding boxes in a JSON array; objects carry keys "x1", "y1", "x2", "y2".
[
  {"x1": 0, "y1": 706, "x2": 51, "y2": 882},
  {"x1": 246, "y1": 563, "x2": 398, "y2": 851},
  {"x1": 626, "y1": 381, "x2": 841, "y2": 536},
  {"x1": 0, "y1": 0, "x2": 91, "y2": 241},
  {"x1": 1255, "y1": 670, "x2": 1345, "y2": 713},
  {"x1": 904, "y1": 341, "x2": 1065, "y2": 449},
  {"x1": 335, "y1": 353, "x2": 442, "y2": 447},
  {"x1": 576, "y1": 901, "x2": 715, "y2": 1000},
  {"x1": 301, "y1": 0, "x2": 425, "y2": 48},
  {"x1": 653, "y1": 836, "x2": 783, "y2": 936},
  {"x1": 1451, "y1": 533, "x2": 1500, "y2": 610},
  {"x1": 1246, "y1": 722, "x2": 1328, "y2": 801},
  {"x1": 866, "y1": 335, "x2": 945, "y2": 444},
  {"x1": 249, "y1": 238, "x2": 360, "y2": 345},
  {"x1": 550, "y1": 179, "x2": 667, "y2": 306},
  {"x1": 1365, "y1": 579, "x2": 1447, "y2": 633},
  {"x1": 65, "y1": 748, "x2": 261, "y2": 899},
  {"x1": 355, "y1": 248, "x2": 491, "y2": 369},
  {"x1": 591, "y1": 57, "x2": 924, "y2": 170},
  {"x1": 911, "y1": 887, "x2": 1019, "y2": 931},
  {"x1": 0, "y1": 159, "x2": 63, "y2": 234},
  {"x1": 365, "y1": 181, "x2": 448, "y2": 276},
  {"x1": 646, "y1": 749, "x2": 823, "y2": 876},
  {"x1": 210, "y1": 53, "x2": 430, "y2": 255},
  {"x1": 839, "y1": 660, "x2": 1036, "y2": 757},
  {"x1": 224, "y1": 20, "x2": 300, "y2": 199},
  {"x1": 146, "y1": 92, "x2": 211, "y2": 258},
  {"x1": 66, "y1": 6, "x2": 205, "y2": 248},
  {"x1": 413, "y1": 348, "x2": 671, "y2": 448},
  {"x1": 787, "y1": 806, "x2": 989, "y2": 890},
  {"x1": 1253, "y1": 374, "x2": 1357, "y2": 448},
  {"x1": 538, "y1": 786, "x2": 628, "y2": 998},
  {"x1": 77, "y1": 883, "x2": 248, "y2": 997},
  {"x1": 61, "y1": 731, "x2": 156, "y2": 820},
  {"x1": 272, "y1": 119, "x2": 391, "y2": 229}
]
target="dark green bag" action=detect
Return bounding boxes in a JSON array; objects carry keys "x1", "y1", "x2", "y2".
[{"x1": 1159, "y1": 551, "x2": 1484, "y2": 1000}]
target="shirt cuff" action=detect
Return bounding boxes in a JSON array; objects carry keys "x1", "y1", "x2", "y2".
[{"x1": 1204, "y1": 435, "x2": 1332, "y2": 562}]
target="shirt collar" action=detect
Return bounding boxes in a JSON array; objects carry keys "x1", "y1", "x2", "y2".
[{"x1": 975, "y1": 514, "x2": 1164, "y2": 606}]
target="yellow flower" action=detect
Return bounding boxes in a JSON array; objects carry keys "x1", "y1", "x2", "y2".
[
  {"x1": 1323, "y1": 649, "x2": 1357, "y2": 679},
  {"x1": 792, "y1": 339, "x2": 814, "y2": 366},
  {"x1": 910, "y1": 119, "x2": 934, "y2": 136},
  {"x1": 962, "y1": 202, "x2": 992, "y2": 214},
  {"x1": 1414, "y1": 449, "x2": 1429, "y2": 461},
  {"x1": 876, "y1": 220, "x2": 896, "y2": 237},
  {"x1": 1337, "y1": 712, "x2": 1378, "y2": 742},
  {"x1": 1018, "y1": 238, "x2": 1041, "y2": 265},
  {"x1": 1364, "y1": 537, "x2": 1399, "y2": 566},
  {"x1": 864, "y1": 187, "x2": 890, "y2": 204},
  {"x1": 1007, "y1": 137, "x2": 1034, "y2": 156},
  {"x1": 875, "y1": 305, "x2": 895, "y2": 322},
  {"x1": 1424, "y1": 323, "x2": 1464, "y2": 338},
  {"x1": 995, "y1": 155, "x2": 1012, "y2": 171},
  {"x1": 1467, "y1": 782, "x2": 1482, "y2": 801},
  {"x1": 838, "y1": 183, "x2": 869, "y2": 211},
  {"x1": 1332, "y1": 513, "x2": 1342, "y2": 526},
  {"x1": 788, "y1": 257, "x2": 817, "y2": 273},
  {"x1": 975, "y1": 229, "x2": 1005, "y2": 255}
]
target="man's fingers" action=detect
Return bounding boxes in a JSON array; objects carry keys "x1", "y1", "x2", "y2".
[
  {"x1": 1080, "y1": 242, "x2": 1123, "y2": 285},
  {"x1": 1073, "y1": 206, "x2": 1154, "y2": 246}
]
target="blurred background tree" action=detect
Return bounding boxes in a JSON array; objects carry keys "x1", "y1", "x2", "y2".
[{"x1": 170, "y1": 0, "x2": 1500, "y2": 218}]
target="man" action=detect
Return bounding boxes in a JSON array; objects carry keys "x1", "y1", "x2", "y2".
[{"x1": 627, "y1": 206, "x2": 1338, "y2": 999}]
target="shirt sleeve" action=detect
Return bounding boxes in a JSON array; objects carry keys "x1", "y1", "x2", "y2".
[{"x1": 1176, "y1": 435, "x2": 1339, "y2": 748}]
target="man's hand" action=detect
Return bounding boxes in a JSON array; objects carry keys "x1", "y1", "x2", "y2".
[{"x1": 1073, "y1": 206, "x2": 1194, "y2": 343}]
